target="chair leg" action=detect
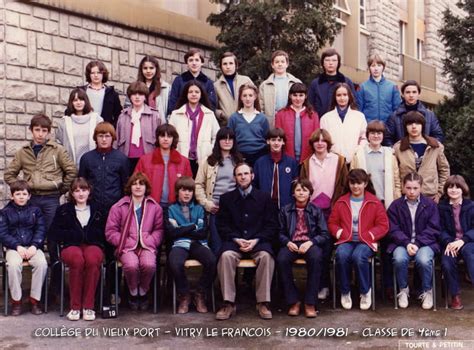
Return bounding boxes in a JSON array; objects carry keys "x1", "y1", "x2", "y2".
[
  {"x1": 172, "y1": 279, "x2": 176, "y2": 315},
  {"x1": 432, "y1": 259, "x2": 437, "y2": 311},
  {"x1": 4, "y1": 267, "x2": 9, "y2": 316},
  {"x1": 211, "y1": 283, "x2": 216, "y2": 313},
  {"x1": 332, "y1": 259, "x2": 336, "y2": 309},
  {"x1": 371, "y1": 258, "x2": 375, "y2": 311},
  {"x1": 44, "y1": 267, "x2": 49, "y2": 313},
  {"x1": 443, "y1": 272, "x2": 449, "y2": 309},
  {"x1": 114, "y1": 261, "x2": 119, "y2": 317},
  {"x1": 60, "y1": 262, "x2": 65, "y2": 317},
  {"x1": 99, "y1": 264, "x2": 104, "y2": 313},
  {"x1": 153, "y1": 272, "x2": 158, "y2": 314},
  {"x1": 393, "y1": 267, "x2": 398, "y2": 309}
]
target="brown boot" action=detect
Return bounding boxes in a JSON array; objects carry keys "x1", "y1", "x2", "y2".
[
  {"x1": 177, "y1": 293, "x2": 191, "y2": 314},
  {"x1": 287, "y1": 302, "x2": 301, "y2": 316},
  {"x1": 304, "y1": 304, "x2": 317, "y2": 318},
  {"x1": 11, "y1": 303, "x2": 22, "y2": 316},
  {"x1": 193, "y1": 292, "x2": 208, "y2": 313},
  {"x1": 216, "y1": 302, "x2": 236, "y2": 320},
  {"x1": 256, "y1": 302, "x2": 272, "y2": 319}
]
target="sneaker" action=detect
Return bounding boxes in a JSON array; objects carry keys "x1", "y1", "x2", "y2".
[
  {"x1": 341, "y1": 293, "x2": 352, "y2": 310},
  {"x1": 360, "y1": 289, "x2": 372, "y2": 310},
  {"x1": 450, "y1": 295, "x2": 463, "y2": 310},
  {"x1": 83, "y1": 309, "x2": 96, "y2": 321},
  {"x1": 397, "y1": 287, "x2": 409, "y2": 308},
  {"x1": 110, "y1": 294, "x2": 121, "y2": 305},
  {"x1": 66, "y1": 309, "x2": 80, "y2": 321},
  {"x1": 419, "y1": 289, "x2": 433, "y2": 310},
  {"x1": 318, "y1": 288, "x2": 330, "y2": 300}
]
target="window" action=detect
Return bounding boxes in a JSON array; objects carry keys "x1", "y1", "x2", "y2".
[
  {"x1": 360, "y1": 0, "x2": 366, "y2": 26},
  {"x1": 399, "y1": 21, "x2": 406, "y2": 54},
  {"x1": 417, "y1": 39, "x2": 423, "y2": 60},
  {"x1": 333, "y1": 0, "x2": 351, "y2": 15}
]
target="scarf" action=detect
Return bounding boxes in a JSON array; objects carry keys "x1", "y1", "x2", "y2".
[
  {"x1": 186, "y1": 103, "x2": 202, "y2": 160},
  {"x1": 131, "y1": 107, "x2": 144, "y2": 147}
]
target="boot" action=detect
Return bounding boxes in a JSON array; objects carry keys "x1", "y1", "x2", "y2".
[
  {"x1": 177, "y1": 293, "x2": 191, "y2": 314},
  {"x1": 193, "y1": 292, "x2": 208, "y2": 313}
]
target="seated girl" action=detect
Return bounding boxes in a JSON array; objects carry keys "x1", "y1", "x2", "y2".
[{"x1": 167, "y1": 176, "x2": 217, "y2": 314}]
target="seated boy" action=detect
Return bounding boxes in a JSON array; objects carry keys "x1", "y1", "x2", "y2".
[{"x1": 0, "y1": 180, "x2": 48, "y2": 316}]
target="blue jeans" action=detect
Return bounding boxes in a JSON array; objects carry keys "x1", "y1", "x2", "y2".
[
  {"x1": 441, "y1": 242, "x2": 474, "y2": 296},
  {"x1": 392, "y1": 245, "x2": 434, "y2": 292},
  {"x1": 335, "y1": 242, "x2": 374, "y2": 294}
]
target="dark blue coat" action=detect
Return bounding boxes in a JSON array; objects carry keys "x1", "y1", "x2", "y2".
[
  {"x1": 438, "y1": 198, "x2": 474, "y2": 247},
  {"x1": 167, "y1": 71, "x2": 217, "y2": 115},
  {"x1": 78, "y1": 149, "x2": 130, "y2": 212},
  {"x1": 216, "y1": 187, "x2": 279, "y2": 256},
  {"x1": 387, "y1": 195, "x2": 441, "y2": 254},
  {"x1": 253, "y1": 153, "x2": 298, "y2": 209},
  {"x1": 78, "y1": 85, "x2": 122, "y2": 127},
  {"x1": 48, "y1": 202, "x2": 106, "y2": 248},
  {"x1": 384, "y1": 101, "x2": 444, "y2": 146},
  {"x1": 278, "y1": 202, "x2": 330, "y2": 247},
  {"x1": 0, "y1": 201, "x2": 46, "y2": 249},
  {"x1": 308, "y1": 72, "x2": 357, "y2": 117}
]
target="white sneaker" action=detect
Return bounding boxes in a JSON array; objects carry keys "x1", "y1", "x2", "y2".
[
  {"x1": 360, "y1": 289, "x2": 372, "y2": 310},
  {"x1": 341, "y1": 293, "x2": 352, "y2": 310},
  {"x1": 318, "y1": 288, "x2": 330, "y2": 300},
  {"x1": 83, "y1": 309, "x2": 96, "y2": 321},
  {"x1": 66, "y1": 309, "x2": 80, "y2": 321},
  {"x1": 397, "y1": 287, "x2": 409, "y2": 308},
  {"x1": 420, "y1": 289, "x2": 433, "y2": 310}
]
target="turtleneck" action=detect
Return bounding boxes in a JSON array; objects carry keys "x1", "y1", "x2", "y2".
[
  {"x1": 404, "y1": 101, "x2": 419, "y2": 111},
  {"x1": 336, "y1": 106, "x2": 349, "y2": 122},
  {"x1": 296, "y1": 201, "x2": 307, "y2": 209},
  {"x1": 270, "y1": 150, "x2": 282, "y2": 164},
  {"x1": 224, "y1": 73, "x2": 236, "y2": 97},
  {"x1": 97, "y1": 146, "x2": 113, "y2": 154}
]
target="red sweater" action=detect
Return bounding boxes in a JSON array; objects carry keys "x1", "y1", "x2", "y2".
[
  {"x1": 328, "y1": 191, "x2": 389, "y2": 251},
  {"x1": 275, "y1": 107, "x2": 320, "y2": 163}
]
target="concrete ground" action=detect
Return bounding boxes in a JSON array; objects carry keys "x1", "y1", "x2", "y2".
[{"x1": 1, "y1": 272, "x2": 473, "y2": 350}]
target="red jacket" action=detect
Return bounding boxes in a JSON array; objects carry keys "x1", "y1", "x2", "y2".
[
  {"x1": 275, "y1": 107, "x2": 320, "y2": 163},
  {"x1": 328, "y1": 191, "x2": 389, "y2": 251},
  {"x1": 134, "y1": 149, "x2": 192, "y2": 204}
]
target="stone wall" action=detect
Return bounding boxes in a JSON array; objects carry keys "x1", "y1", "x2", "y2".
[{"x1": 0, "y1": 0, "x2": 217, "y2": 202}]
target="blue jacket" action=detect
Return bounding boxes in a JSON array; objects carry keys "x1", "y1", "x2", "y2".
[
  {"x1": 167, "y1": 71, "x2": 217, "y2": 116},
  {"x1": 253, "y1": 153, "x2": 298, "y2": 209},
  {"x1": 0, "y1": 201, "x2": 46, "y2": 249},
  {"x1": 438, "y1": 198, "x2": 474, "y2": 247},
  {"x1": 278, "y1": 202, "x2": 330, "y2": 247},
  {"x1": 387, "y1": 195, "x2": 441, "y2": 254},
  {"x1": 384, "y1": 102, "x2": 444, "y2": 146},
  {"x1": 356, "y1": 76, "x2": 401, "y2": 123},
  {"x1": 308, "y1": 72, "x2": 357, "y2": 117},
  {"x1": 166, "y1": 201, "x2": 208, "y2": 250},
  {"x1": 78, "y1": 148, "x2": 130, "y2": 212}
]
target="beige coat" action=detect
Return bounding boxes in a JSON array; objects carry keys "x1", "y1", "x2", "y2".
[
  {"x1": 169, "y1": 104, "x2": 220, "y2": 162},
  {"x1": 351, "y1": 145, "x2": 401, "y2": 208},
  {"x1": 393, "y1": 137, "x2": 450, "y2": 199},
  {"x1": 259, "y1": 73, "x2": 301, "y2": 127},
  {"x1": 214, "y1": 73, "x2": 253, "y2": 126},
  {"x1": 194, "y1": 160, "x2": 219, "y2": 212}
]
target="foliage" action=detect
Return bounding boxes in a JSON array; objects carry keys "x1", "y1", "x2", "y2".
[{"x1": 207, "y1": 0, "x2": 340, "y2": 85}]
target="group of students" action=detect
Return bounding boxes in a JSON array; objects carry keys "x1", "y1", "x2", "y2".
[{"x1": 0, "y1": 46, "x2": 472, "y2": 323}]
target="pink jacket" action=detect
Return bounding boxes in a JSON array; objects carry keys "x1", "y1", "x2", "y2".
[
  {"x1": 105, "y1": 195, "x2": 164, "y2": 256},
  {"x1": 275, "y1": 107, "x2": 320, "y2": 163}
]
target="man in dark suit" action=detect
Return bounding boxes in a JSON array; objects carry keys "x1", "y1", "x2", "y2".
[{"x1": 215, "y1": 162, "x2": 279, "y2": 320}]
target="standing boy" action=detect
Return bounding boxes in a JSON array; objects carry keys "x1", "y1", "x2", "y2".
[{"x1": 0, "y1": 180, "x2": 48, "y2": 315}]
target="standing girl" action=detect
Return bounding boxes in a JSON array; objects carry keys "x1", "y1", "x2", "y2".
[
  {"x1": 328, "y1": 169, "x2": 389, "y2": 310},
  {"x1": 320, "y1": 83, "x2": 367, "y2": 164},
  {"x1": 275, "y1": 83, "x2": 320, "y2": 164},
  {"x1": 194, "y1": 127, "x2": 242, "y2": 254},
  {"x1": 227, "y1": 83, "x2": 270, "y2": 166},
  {"x1": 105, "y1": 172, "x2": 164, "y2": 311},
  {"x1": 48, "y1": 178, "x2": 106, "y2": 321},
  {"x1": 57, "y1": 88, "x2": 103, "y2": 168},
  {"x1": 169, "y1": 80, "x2": 220, "y2": 177},
  {"x1": 116, "y1": 81, "x2": 161, "y2": 173},
  {"x1": 137, "y1": 55, "x2": 171, "y2": 124}
]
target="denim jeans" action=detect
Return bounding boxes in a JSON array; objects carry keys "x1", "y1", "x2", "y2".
[
  {"x1": 441, "y1": 242, "x2": 474, "y2": 296},
  {"x1": 392, "y1": 245, "x2": 434, "y2": 292},
  {"x1": 335, "y1": 242, "x2": 374, "y2": 294}
]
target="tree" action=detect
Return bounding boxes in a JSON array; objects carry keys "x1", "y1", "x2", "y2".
[
  {"x1": 436, "y1": 0, "x2": 474, "y2": 195},
  {"x1": 207, "y1": 0, "x2": 340, "y2": 85}
]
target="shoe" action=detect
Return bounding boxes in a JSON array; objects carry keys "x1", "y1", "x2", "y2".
[
  {"x1": 11, "y1": 303, "x2": 22, "y2": 316},
  {"x1": 360, "y1": 289, "x2": 372, "y2": 310},
  {"x1": 256, "y1": 302, "x2": 272, "y2": 320},
  {"x1": 397, "y1": 287, "x2": 409, "y2": 308},
  {"x1": 287, "y1": 302, "x2": 301, "y2": 316},
  {"x1": 110, "y1": 294, "x2": 121, "y2": 305},
  {"x1": 318, "y1": 288, "x2": 330, "y2": 300},
  {"x1": 66, "y1": 309, "x2": 80, "y2": 321},
  {"x1": 177, "y1": 293, "x2": 191, "y2": 314},
  {"x1": 341, "y1": 293, "x2": 352, "y2": 310},
  {"x1": 83, "y1": 309, "x2": 96, "y2": 321},
  {"x1": 304, "y1": 304, "x2": 317, "y2": 318},
  {"x1": 193, "y1": 292, "x2": 208, "y2": 313},
  {"x1": 216, "y1": 302, "x2": 236, "y2": 320},
  {"x1": 30, "y1": 303, "x2": 43, "y2": 315},
  {"x1": 139, "y1": 295, "x2": 149, "y2": 311},
  {"x1": 450, "y1": 295, "x2": 463, "y2": 310},
  {"x1": 419, "y1": 289, "x2": 433, "y2": 310},
  {"x1": 129, "y1": 295, "x2": 139, "y2": 311}
]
